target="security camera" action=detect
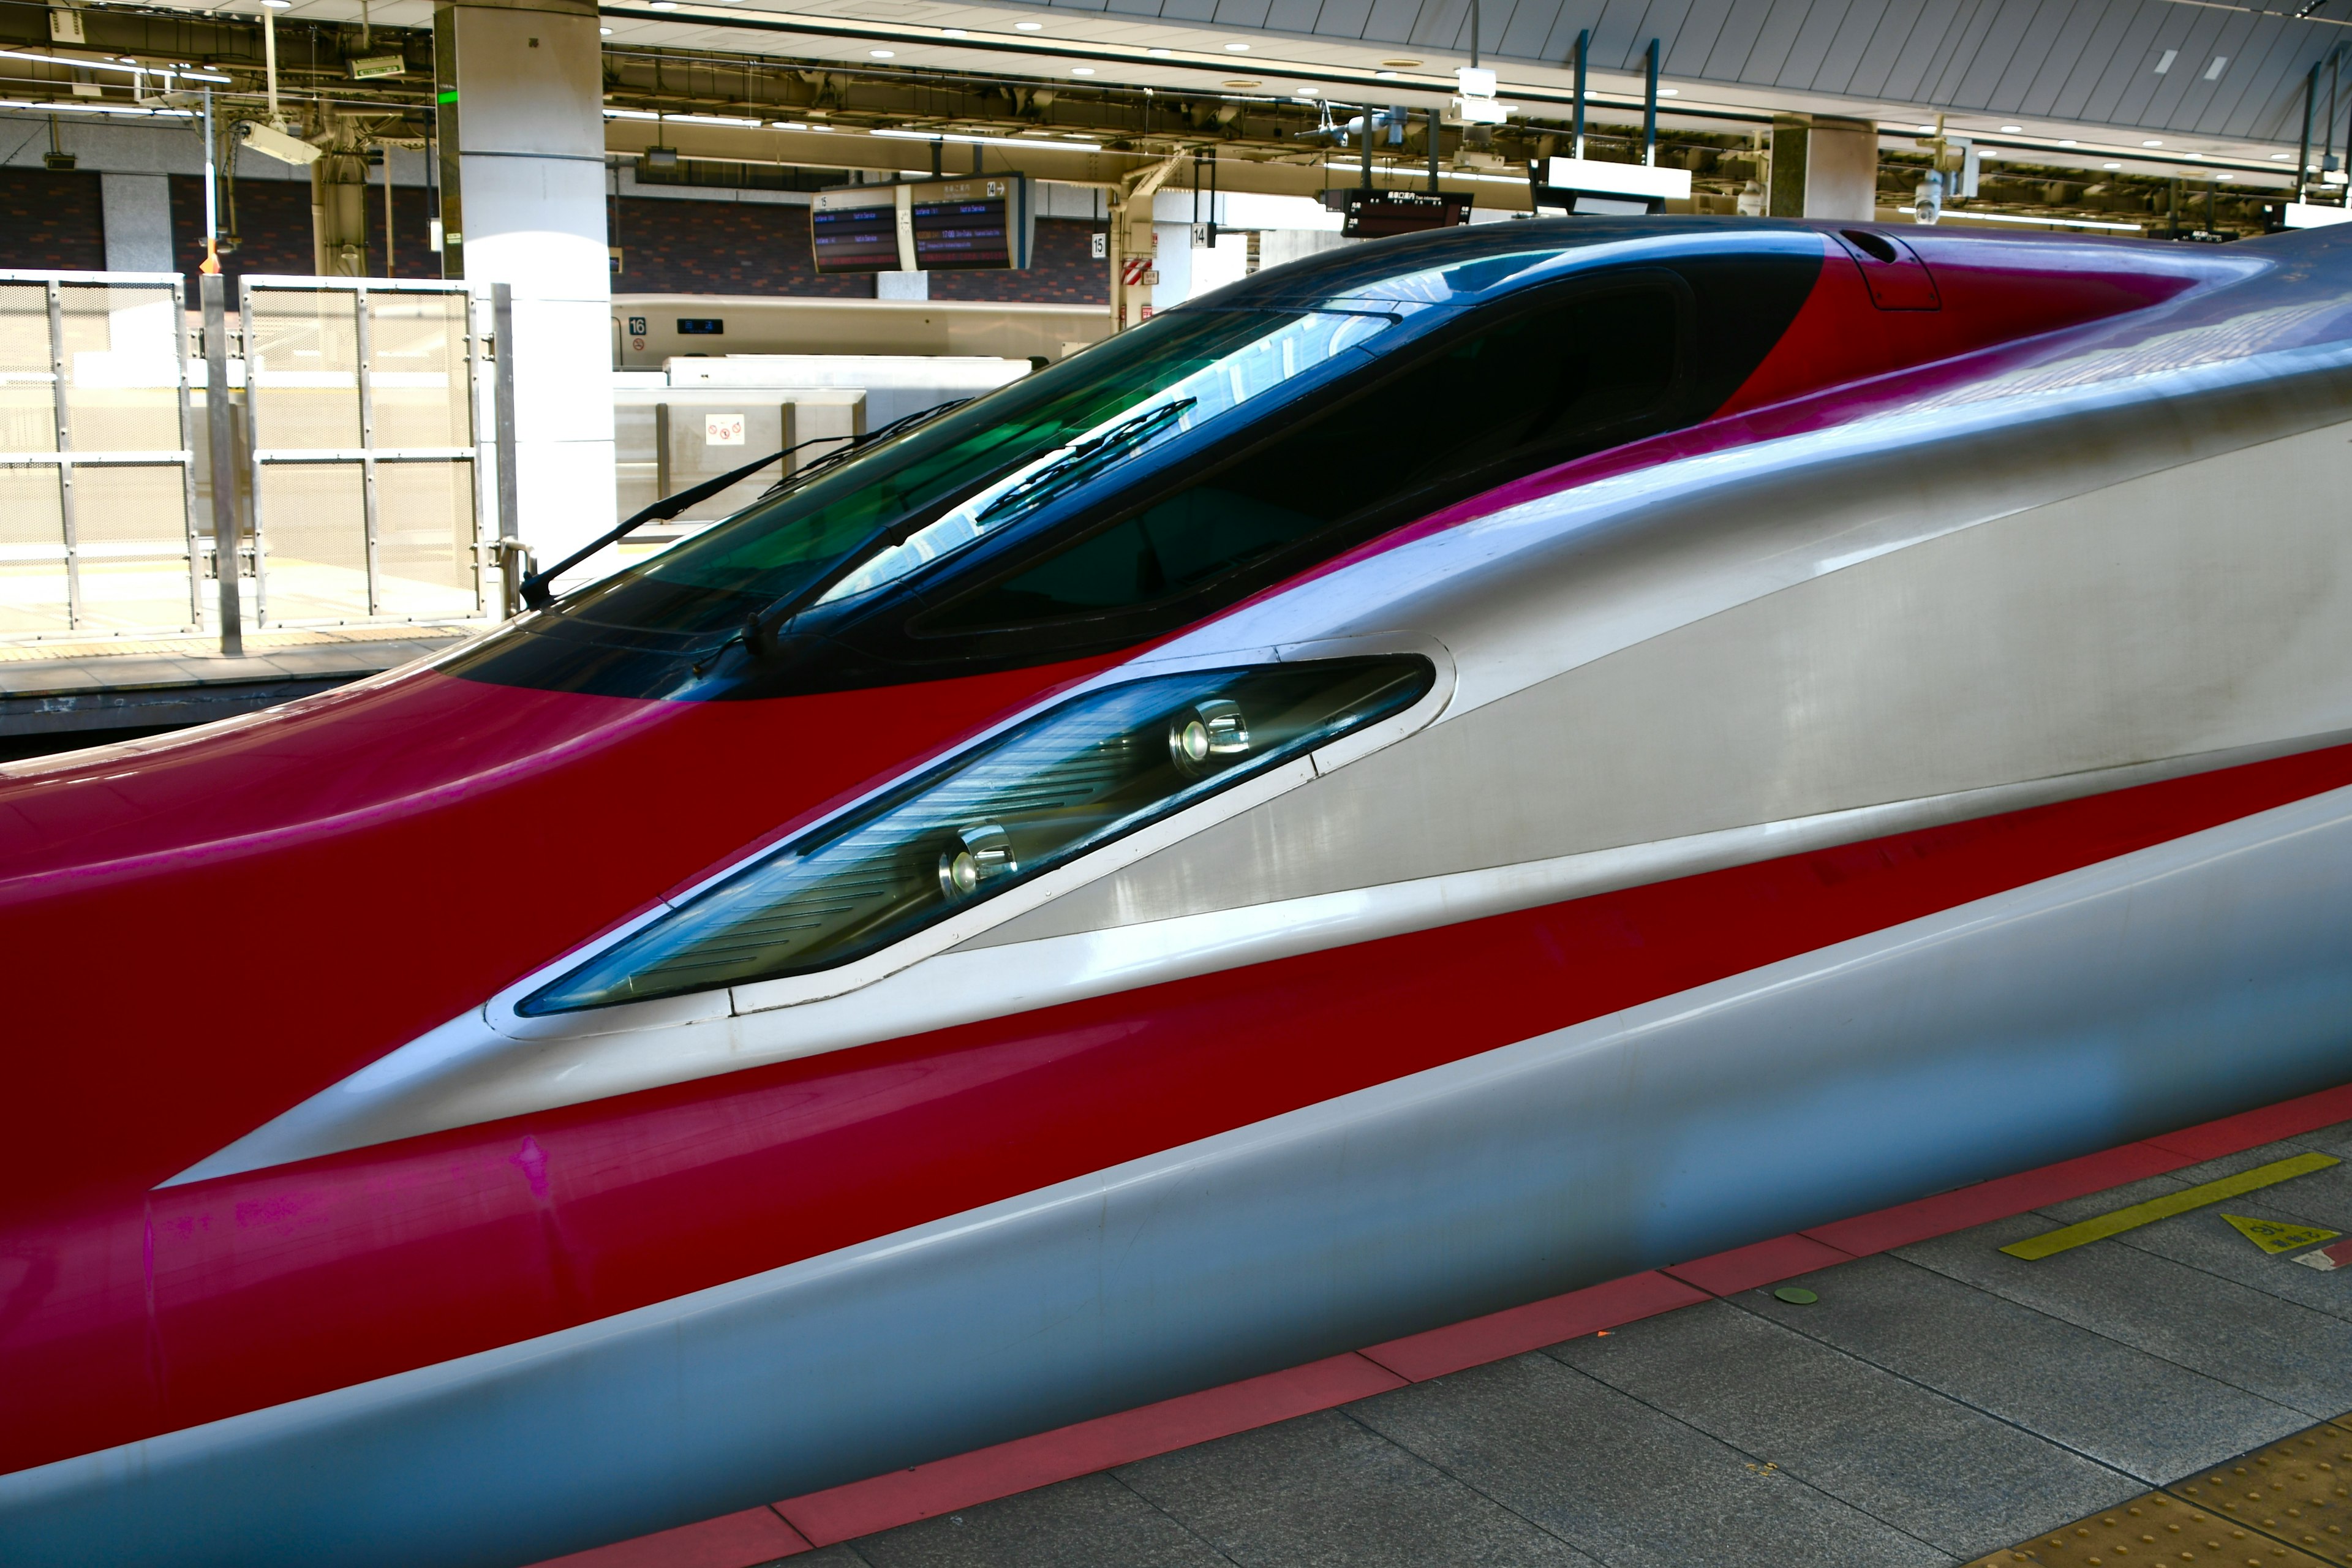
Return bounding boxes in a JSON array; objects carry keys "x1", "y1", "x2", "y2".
[{"x1": 236, "y1": 119, "x2": 322, "y2": 166}]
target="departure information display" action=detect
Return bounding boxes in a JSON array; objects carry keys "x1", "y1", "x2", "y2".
[
  {"x1": 810, "y1": 194, "x2": 903, "y2": 274},
  {"x1": 1340, "y1": 189, "x2": 1475, "y2": 238},
  {"x1": 810, "y1": 175, "x2": 1035, "y2": 274},
  {"x1": 913, "y1": 179, "x2": 1020, "y2": 270}
]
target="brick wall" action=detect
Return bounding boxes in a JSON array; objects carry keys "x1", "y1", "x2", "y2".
[
  {"x1": 611, "y1": 195, "x2": 1106, "y2": 303},
  {"x1": 167, "y1": 174, "x2": 445, "y2": 296},
  {"x1": 0, "y1": 168, "x2": 105, "y2": 271},
  {"x1": 609, "y1": 192, "x2": 869, "y2": 298},
  {"x1": 0, "y1": 166, "x2": 1107, "y2": 305}
]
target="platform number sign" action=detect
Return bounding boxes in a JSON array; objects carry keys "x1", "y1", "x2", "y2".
[
  {"x1": 1090, "y1": 233, "x2": 1107, "y2": 259},
  {"x1": 627, "y1": 315, "x2": 647, "y2": 355},
  {"x1": 704, "y1": 413, "x2": 745, "y2": 447}
]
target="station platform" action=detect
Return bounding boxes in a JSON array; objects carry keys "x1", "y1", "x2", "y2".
[
  {"x1": 538, "y1": 1082, "x2": 2352, "y2": 1568},
  {"x1": 0, "y1": 625, "x2": 477, "y2": 761}
]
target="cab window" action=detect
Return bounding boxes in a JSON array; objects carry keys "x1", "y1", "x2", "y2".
[{"x1": 920, "y1": 277, "x2": 1685, "y2": 631}]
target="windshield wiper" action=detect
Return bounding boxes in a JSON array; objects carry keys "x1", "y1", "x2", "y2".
[
  {"x1": 974, "y1": 397, "x2": 1196, "y2": 523},
  {"x1": 739, "y1": 397, "x2": 1197, "y2": 659},
  {"x1": 517, "y1": 398, "x2": 974, "y2": 612}
]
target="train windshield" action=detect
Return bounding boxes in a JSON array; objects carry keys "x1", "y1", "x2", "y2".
[{"x1": 558, "y1": 304, "x2": 1420, "y2": 639}]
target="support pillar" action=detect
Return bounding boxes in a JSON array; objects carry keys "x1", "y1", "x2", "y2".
[
  {"x1": 1767, "y1": 113, "x2": 1877, "y2": 221},
  {"x1": 433, "y1": 0, "x2": 616, "y2": 576}
]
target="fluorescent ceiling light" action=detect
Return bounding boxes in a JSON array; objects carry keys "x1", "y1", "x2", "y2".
[
  {"x1": 2102, "y1": 160, "x2": 2121, "y2": 168},
  {"x1": 870, "y1": 49, "x2": 894, "y2": 58},
  {"x1": 1147, "y1": 48, "x2": 1173, "y2": 58},
  {"x1": 1373, "y1": 69, "x2": 1397, "y2": 78},
  {"x1": 1898, "y1": 208, "x2": 2144, "y2": 231},
  {"x1": 2059, "y1": 139, "x2": 2076, "y2": 146},
  {"x1": 1915, "y1": 123, "x2": 1936, "y2": 132},
  {"x1": 599, "y1": 25, "x2": 612, "y2": 33},
  {"x1": 872, "y1": 127, "x2": 1100, "y2": 149},
  {"x1": 1014, "y1": 20, "x2": 1041, "y2": 29},
  {"x1": 0, "y1": 47, "x2": 229, "y2": 82},
  {"x1": 0, "y1": 96, "x2": 190, "y2": 116},
  {"x1": 1656, "y1": 88, "x2": 1677, "y2": 96},
  {"x1": 1225, "y1": 42, "x2": 1250, "y2": 51},
  {"x1": 2001, "y1": 124, "x2": 2022, "y2": 132},
  {"x1": 942, "y1": 28, "x2": 965, "y2": 37},
  {"x1": 2141, "y1": 139, "x2": 2163, "y2": 146},
  {"x1": 2273, "y1": 153, "x2": 2293, "y2": 160},
  {"x1": 669, "y1": 112, "x2": 761, "y2": 126},
  {"x1": 604, "y1": 108, "x2": 661, "y2": 119},
  {"x1": 1071, "y1": 67, "x2": 1093, "y2": 75}
]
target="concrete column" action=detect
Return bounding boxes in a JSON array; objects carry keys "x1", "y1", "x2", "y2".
[
  {"x1": 1768, "y1": 115, "x2": 1879, "y2": 222},
  {"x1": 434, "y1": 0, "x2": 616, "y2": 575},
  {"x1": 99, "y1": 173, "x2": 174, "y2": 273}
]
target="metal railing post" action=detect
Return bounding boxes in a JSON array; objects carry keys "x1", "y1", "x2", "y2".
[
  {"x1": 202, "y1": 272, "x2": 243, "y2": 656},
  {"x1": 46, "y1": 279, "x2": 79, "y2": 630},
  {"x1": 355, "y1": 284, "x2": 382, "y2": 616},
  {"x1": 492, "y1": 280, "x2": 521, "y2": 614}
]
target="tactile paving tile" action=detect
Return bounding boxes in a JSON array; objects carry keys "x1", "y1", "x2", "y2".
[
  {"x1": 2168, "y1": 1424, "x2": 2352, "y2": 1565},
  {"x1": 1961, "y1": 1490, "x2": 2328, "y2": 1566}
]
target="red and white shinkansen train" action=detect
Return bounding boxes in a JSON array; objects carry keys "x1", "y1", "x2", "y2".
[{"x1": 7, "y1": 217, "x2": 2352, "y2": 1566}]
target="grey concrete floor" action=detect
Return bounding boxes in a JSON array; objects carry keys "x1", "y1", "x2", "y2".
[{"x1": 783, "y1": 1118, "x2": 2352, "y2": 1568}]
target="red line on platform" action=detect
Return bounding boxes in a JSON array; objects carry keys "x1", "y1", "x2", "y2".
[
  {"x1": 530, "y1": 1078, "x2": 2352, "y2": 1567},
  {"x1": 530, "y1": 1506, "x2": 812, "y2": 1568},
  {"x1": 774, "y1": 1353, "x2": 1406, "y2": 1547}
]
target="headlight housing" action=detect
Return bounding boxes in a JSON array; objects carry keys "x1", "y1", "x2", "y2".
[{"x1": 519, "y1": 655, "x2": 1434, "y2": 1014}]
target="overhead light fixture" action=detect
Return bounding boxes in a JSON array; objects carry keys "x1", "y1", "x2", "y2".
[
  {"x1": 872, "y1": 127, "x2": 1101, "y2": 149},
  {"x1": 1071, "y1": 67, "x2": 1093, "y2": 75},
  {"x1": 647, "y1": 2, "x2": 676, "y2": 9},
  {"x1": 2218, "y1": 172, "x2": 2234, "y2": 179},
  {"x1": 1223, "y1": 80, "x2": 1260, "y2": 88},
  {"x1": 942, "y1": 28, "x2": 966, "y2": 37},
  {"x1": 2141, "y1": 138, "x2": 2163, "y2": 146},
  {"x1": 1014, "y1": 20, "x2": 1042, "y2": 29},
  {"x1": 1914, "y1": 123, "x2": 1936, "y2": 133},
  {"x1": 1225, "y1": 42, "x2": 1251, "y2": 51},
  {"x1": 1297, "y1": 85, "x2": 1316, "y2": 95},
  {"x1": 1146, "y1": 48, "x2": 1173, "y2": 58},
  {"x1": 1657, "y1": 88, "x2": 1677, "y2": 96},
  {"x1": 1373, "y1": 69, "x2": 1398, "y2": 79},
  {"x1": 773, "y1": 119, "x2": 808, "y2": 129},
  {"x1": 2272, "y1": 152, "x2": 2293, "y2": 160},
  {"x1": 0, "y1": 47, "x2": 228, "y2": 82},
  {"x1": 1382, "y1": 58, "x2": 1420, "y2": 67},
  {"x1": 2059, "y1": 138, "x2": 2076, "y2": 146},
  {"x1": 2184, "y1": 151, "x2": 2204, "y2": 159},
  {"x1": 870, "y1": 48, "x2": 894, "y2": 58},
  {"x1": 2102, "y1": 160, "x2": 2121, "y2": 168},
  {"x1": 603, "y1": 107, "x2": 661, "y2": 120},
  {"x1": 599, "y1": 26, "x2": 612, "y2": 34},
  {"x1": 669, "y1": 112, "x2": 761, "y2": 126},
  {"x1": 260, "y1": 1, "x2": 291, "y2": 9},
  {"x1": 2001, "y1": 124, "x2": 2022, "y2": 132}
]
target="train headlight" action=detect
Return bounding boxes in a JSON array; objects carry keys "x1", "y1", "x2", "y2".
[
  {"x1": 1169, "y1": 698, "x2": 1249, "y2": 775},
  {"x1": 520, "y1": 656, "x2": 1433, "y2": 1014},
  {"x1": 939, "y1": 823, "x2": 1016, "y2": 897}
]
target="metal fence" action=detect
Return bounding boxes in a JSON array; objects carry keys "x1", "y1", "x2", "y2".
[
  {"x1": 0, "y1": 269, "x2": 490, "y2": 645},
  {"x1": 0, "y1": 271, "x2": 200, "y2": 639},
  {"x1": 239, "y1": 276, "x2": 487, "y2": 627}
]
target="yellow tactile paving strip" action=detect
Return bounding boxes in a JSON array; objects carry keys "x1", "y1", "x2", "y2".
[
  {"x1": 1966, "y1": 1420, "x2": 2352, "y2": 1567},
  {"x1": 0, "y1": 622, "x2": 482, "y2": 663},
  {"x1": 2173, "y1": 1427, "x2": 2352, "y2": 1564}
]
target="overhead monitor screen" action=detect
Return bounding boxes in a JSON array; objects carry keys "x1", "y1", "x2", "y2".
[
  {"x1": 1340, "y1": 190, "x2": 1476, "y2": 238},
  {"x1": 811, "y1": 175, "x2": 1035, "y2": 273},
  {"x1": 912, "y1": 178, "x2": 1023, "y2": 271},
  {"x1": 810, "y1": 193, "x2": 904, "y2": 274}
]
